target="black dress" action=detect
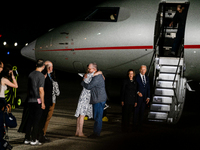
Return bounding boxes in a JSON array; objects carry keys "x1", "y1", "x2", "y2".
[{"x1": 121, "y1": 78, "x2": 138, "y2": 131}]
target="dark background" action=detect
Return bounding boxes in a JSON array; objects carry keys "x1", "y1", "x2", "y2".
[
  {"x1": 0, "y1": 1, "x2": 107, "y2": 58},
  {"x1": 0, "y1": 1, "x2": 200, "y2": 149}
]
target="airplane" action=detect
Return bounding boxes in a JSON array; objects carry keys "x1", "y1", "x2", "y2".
[{"x1": 21, "y1": 0, "x2": 200, "y2": 124}]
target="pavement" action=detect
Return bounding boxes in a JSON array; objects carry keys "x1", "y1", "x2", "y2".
[{"x1": 2, "y1": 59, "x2": 200, "y2": 150}]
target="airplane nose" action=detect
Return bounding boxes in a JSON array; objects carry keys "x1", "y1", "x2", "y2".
[{"x1": 21, "y1": 40, "x2": 36, "y2": 61}]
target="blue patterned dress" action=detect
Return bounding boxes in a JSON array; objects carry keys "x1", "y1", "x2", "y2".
[{"x1": 75, "y1": 72, "x2": 94, "y2": 118}]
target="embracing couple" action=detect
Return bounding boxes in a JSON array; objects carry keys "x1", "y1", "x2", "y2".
[{"x1": 75, "y1": 62, "x2": 107, "y2": 138}]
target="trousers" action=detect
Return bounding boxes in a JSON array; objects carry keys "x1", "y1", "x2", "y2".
[
  {"x1": 134, "y1": 99, "x2": 146, "y2": 125},
  {"x1": 122, "y1": 104, "x2": 134, "y2": 130},
  {"x1": 25, "y1": 103, "x2": 42, "y2": 141},
  {"x1": 43, "y1": 103, "x2": 55, "y2": 135},
  {"x1": 93, "y1": 101, "x2": 106, "y2": 136},
  {"x1": 171, "y1": 26, "x2": 185, "y2": 55}
]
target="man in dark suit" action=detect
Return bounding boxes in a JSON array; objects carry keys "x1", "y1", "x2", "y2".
[{"x1": 134, "y1": 65, "x2": 150, "y2": 129}]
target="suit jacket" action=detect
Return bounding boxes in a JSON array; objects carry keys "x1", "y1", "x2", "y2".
[
  {"x1": 136, "y1": 74, "x2": 150, "y2": 102},
  {"x1": 81, "y1": 75, "x2": 107, "y2": 104},
  {"x1": 121, "y1": 78, "x2": 138, "y2": 105}
]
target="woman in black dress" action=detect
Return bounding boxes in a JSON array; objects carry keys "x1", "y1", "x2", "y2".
[{"x1": 121, "y1": 69, "x2": 137, "y2": 132}]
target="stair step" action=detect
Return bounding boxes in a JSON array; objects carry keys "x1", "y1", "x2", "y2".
[
  {"x1": 165, "y1": 28, "x2": 178, "y2": 33},
  {"x1": 156, "y1": 81, "x2": 176, "y2": 88},
  {"x1": 159, "y1": 57, "x2": 183, "y2": 66},
  {"x1": 158, "y1": 73, "x2": 180, "y2": 81},
  {"x1": 153, "y1": 96, "x2": 172, "y2": 104},
  {"x1": 155, "y1": 88, "x2": 174, "y2": 96},
  {"x1": 148, "y1": 119, "x2": 166, "y2": 122},
  {"x1": 160, "y1": 66, "x2": 180, "y2": 73},
  {"x1": 148, "y1": 112, "x2": 168, "y2": 120},
  {"x1": 150, "y1": 104, "x2": 170, "y2": 112}
]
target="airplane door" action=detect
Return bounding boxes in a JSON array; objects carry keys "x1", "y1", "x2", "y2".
[{"x1": 154, "y1": 2, "x2": 190, "y2": 57}]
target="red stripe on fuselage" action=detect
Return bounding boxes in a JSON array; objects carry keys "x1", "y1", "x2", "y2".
[
  {"x1": 39, "y1": 45, "x2": 200, "y2": 52},
  {"x1": 184, "y1": 45, "x2": 200, "y2": 49},
  {"x1": 39, "y1": 46, "x2": 154, "y2": 51}
]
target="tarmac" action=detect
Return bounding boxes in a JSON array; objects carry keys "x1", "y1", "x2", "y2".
[{"x1": 2, "y1": 57, "x2": 200, "y2": 150}]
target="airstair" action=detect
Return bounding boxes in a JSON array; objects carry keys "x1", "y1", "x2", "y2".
[
  {"x1": 148, "y1": 2, "x2": 189, "y2": 124},
  {"x1": 148, "y1": 56, "x2": 187, "y2": 123}
]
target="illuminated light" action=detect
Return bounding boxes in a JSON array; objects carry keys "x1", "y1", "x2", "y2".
[
  {"x1": 25, "y1": 43, "x2": 28, "y2": 46},
  {"x1": 84, "y1": 38, "x2": 87, "y2": 40},
  {"x1": 7, "y1": 51, "x2": 10, "y2": 55},
  {"x1": 97, "y1": 33, "x2": 101, "y2": 35},
  {"x1": 14, "y1": 42, "x2": 18, "y2": 46},
  {"x1": 0, "y1": 34, "x2": 2, "y2": 37},
  {"x1": 3, "y1": 41, "x2": 7, "y2": 46}
]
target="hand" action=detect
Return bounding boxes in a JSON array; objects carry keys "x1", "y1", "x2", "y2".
[
  {"x1": 41, "y1": 103, "x2": 45, "y2": 110},
  {"x1": 146, "y1": 98, "x2": 150, "y2": 104},
  {"x1": 138, "y1": 92, "x2": 143, "y2": 97},
  {"x1": 169, "y1": 22, "x2": 173, "y2": 27},
  {"x1": 134, "y1": 103, "x2": 137, "y2": 107},
  {"x1": 10, "y1": 71, "x2": 15, "y2": 79},
  {"x1": 6, "y1": 104, "x2": 11, "y2": 113},
  {"x1": 121, "y1": 101, "x2": 124, "y2": 106},
  {"x1": 84, "y1": 74, "x2": 87, "y2": 79}
]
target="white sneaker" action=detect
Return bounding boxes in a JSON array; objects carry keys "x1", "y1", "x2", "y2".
[
  {"x1": 30, "y1": 140, "x2": 42, "y2": 146},
  {"x1": 24, "y1": 139, "x2": 31, "y2": 144}
]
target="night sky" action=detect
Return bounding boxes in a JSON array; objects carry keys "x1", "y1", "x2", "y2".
[{"x1": 0, "y1": 1, "x2": 106, "y2": 50}]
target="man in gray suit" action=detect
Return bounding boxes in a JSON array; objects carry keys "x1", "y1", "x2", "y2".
[{"x1": 81, "y1": 63, "x2": 107, "y2": 138}]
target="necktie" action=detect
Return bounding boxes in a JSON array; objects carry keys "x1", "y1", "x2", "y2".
[{"x1": 142, "y1": 75, "x2": 146, "y2": 86}]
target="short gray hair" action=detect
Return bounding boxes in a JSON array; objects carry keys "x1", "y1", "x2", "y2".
[
  {"x1": 140, "y1": 65, "x2": 147, "y2": 71},
  {"x1": 89, "y1": 62, "x2": 98, "y2": 70}
]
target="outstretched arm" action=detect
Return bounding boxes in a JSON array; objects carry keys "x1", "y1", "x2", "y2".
[{"x1": 94, "y1": 71, "x2": 105, "y2": 80}]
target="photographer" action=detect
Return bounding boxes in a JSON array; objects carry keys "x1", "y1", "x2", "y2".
[
  {"x1": 0, "y1": 64, "x2": 18, "y2": 104},
  {"x1": 0, "y1": 101, "x2": 17, "y2": 150}
]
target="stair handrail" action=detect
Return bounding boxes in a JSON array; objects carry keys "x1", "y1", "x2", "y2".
[
  {"x1": 172, "y1": 45, "x2": 184, "y2": 105},
  {"x1": 147, "y1": 36, "x2": 160, "y2": 77},
  {"x1": 172, "y1": 45, "x2": 184, "y2": 87},
  {"x1": 147, "y1": 50, "x2": 156, "y2": 77}
]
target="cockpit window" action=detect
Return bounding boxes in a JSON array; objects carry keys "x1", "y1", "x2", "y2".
[{"x1": 82, "y1": 7, "x2": 120, "y2": 22}]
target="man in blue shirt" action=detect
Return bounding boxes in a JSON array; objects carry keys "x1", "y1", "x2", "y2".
[{"x1": 81, "y1": 63, "x2": 107, "y2": 138}]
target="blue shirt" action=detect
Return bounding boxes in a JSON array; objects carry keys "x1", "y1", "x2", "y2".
[{"x1": 81, "y1": 75, "x2": 107, "y2": 104}]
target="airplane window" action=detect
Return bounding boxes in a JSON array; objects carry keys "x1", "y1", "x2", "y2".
[{"x1": 84, "y1": 7, "x2": 120, "y2": 22}]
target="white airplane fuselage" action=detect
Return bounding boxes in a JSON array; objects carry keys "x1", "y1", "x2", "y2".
[{"x1": 21, "y1": 0, "x2": 200, "y2": 80}]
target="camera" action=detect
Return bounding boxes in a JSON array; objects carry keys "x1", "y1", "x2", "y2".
[{"x1": 2, "y1": 140, "x2": 12, "y2": 150}]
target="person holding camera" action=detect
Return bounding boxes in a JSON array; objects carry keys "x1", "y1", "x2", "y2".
[
  {"x1": 0, "y1": 101, "x2": 17, "y2": 150},
  {"x1": 0, "y1": 64, "x2": 18, "y2": 104}
]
